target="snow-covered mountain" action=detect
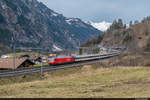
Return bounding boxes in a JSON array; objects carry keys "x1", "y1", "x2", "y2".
[{"x1": 87, "y1": 21, "x2": 112, "y2": 32}]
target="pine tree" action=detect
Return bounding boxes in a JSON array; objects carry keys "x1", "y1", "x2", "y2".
[
  {"x1": 118, "y1": 19, "x2": 123, "y2": 28},
  {"x1": 129, "y1": 21, "x2": 132, "y2": 27},
  {"x1": 134, "y1": 20, "x2": 139, "y2": 24}
]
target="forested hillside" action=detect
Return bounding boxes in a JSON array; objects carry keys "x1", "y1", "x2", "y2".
[{"x1": 83, "y1": 17, "x2": 150, "y2": 53}]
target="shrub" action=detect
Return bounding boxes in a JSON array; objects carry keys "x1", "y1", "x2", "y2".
[
  {"x1": 0, "y1": 13, "x2": 5, "y2": 23},
  {"x1": 114, "y1": 32, "x2": 121, "y2": 37},
  {"x1": 19, "y1": 4, "x2": 30, "y2": 14},
  {"x1": 144, "y1": 43, "x2": 150, "y2": 51},
  {"x1": 0, "y1": 28, "x2": 11, "y2": 38},
  {"x1": 0, "y1": 28, "x2": 12, "y2": 45},
  {"x1": 81, "y1": 34, "x2": 103, "y2": 47},
  {"x1": 17, "y1": 15, "x2": 30, "y2": 26},
  {"x1": 144, "y1": 38, "x2": 150, "y2": 51},
  {"x1": 5, "y1": 0, "x2": 17, "y2": 11},
  {"x1": 123, "y1": 34, "x2": 132, "y2": 42}
]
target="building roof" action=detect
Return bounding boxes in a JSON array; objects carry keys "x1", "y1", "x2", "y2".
[
  {"x1": 29, "y1": 56, "x2": 41, "y2": 60},
  {"x1": 0, "y1": 58, "x2": 33, "y2": 69}
]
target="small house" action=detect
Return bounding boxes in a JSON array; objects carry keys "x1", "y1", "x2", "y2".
[{"x1": 0, "y1": 58, "x2": 35, "y2": 70}]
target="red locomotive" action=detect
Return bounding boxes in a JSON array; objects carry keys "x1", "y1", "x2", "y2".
[{"x1": 48, "y1": 56, "x2": 75, "y2": 65}]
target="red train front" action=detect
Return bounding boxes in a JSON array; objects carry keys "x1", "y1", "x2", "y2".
[{"x1": 48, "y1": 56, "x2": 75, "y2": 65}]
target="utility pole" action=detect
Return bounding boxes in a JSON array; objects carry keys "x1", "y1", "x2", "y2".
[
  {"x1": 40, "y1": 50, "x2": 43, "y2": 76},
  {"x1": 13, "y1": 43, "x2": 16, "y2": 70},
  {"x1": 13, "y1": 32, "x2": 16, "y2": 70},
  {"x1": 79, "y1": 41, "x2": 80, "y2": 47},
  {"x1": 78, "y1": 41, "x2": 81, "y2": 55}
]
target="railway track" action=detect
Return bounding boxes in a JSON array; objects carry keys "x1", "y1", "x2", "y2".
[{"x1": 0, "y1": 52, "x2": 120, "y2": 78}]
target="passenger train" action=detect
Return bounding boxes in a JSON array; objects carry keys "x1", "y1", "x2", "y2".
[{"x1": 48, "y1": 51, "x2": 121, "y2": 66}]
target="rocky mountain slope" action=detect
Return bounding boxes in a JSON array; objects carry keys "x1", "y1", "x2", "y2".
[
  {"x1": 0, "y1": 0, "x2": 101, "y2": 52},
  {"x1": 84, "y1": 18, "x2": 150, "y2": 54}
]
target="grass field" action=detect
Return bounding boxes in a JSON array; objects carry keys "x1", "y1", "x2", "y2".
[
  {"x1": 34, "y1": 63, "x2": 48, "y2": 67},
  {"x1": 0, "y1": 65, "x2": 150, "y2": 98}
]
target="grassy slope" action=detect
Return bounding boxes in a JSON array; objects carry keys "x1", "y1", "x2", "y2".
[{"x1": 0, "y1": 66, "x2": 150, "y2": 98}]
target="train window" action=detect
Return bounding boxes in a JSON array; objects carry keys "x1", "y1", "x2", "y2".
[{"x1": 50, "y1": 58, "x2": 56, "y2": 61}]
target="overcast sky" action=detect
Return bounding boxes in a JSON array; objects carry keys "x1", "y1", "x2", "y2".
[{"x1": 38, "y1": 0, "x2": 150, "y2": 24}]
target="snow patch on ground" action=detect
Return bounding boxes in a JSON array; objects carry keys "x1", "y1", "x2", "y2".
[
  {"x1": 51, "y1": 12, "x2": 58, "y2": 17},
  {"x1": 66, "y1": 19, "x2": 72, "y2": 25},
  {"x1": 1, "y1": 55, "x2": 10, "y2": 58},
  {"x1": 52, "y1": 44, "x2": 62, "y2": 51},
  {"x1": 66, "y1": 18, "x2": 79, "y2": 25}
]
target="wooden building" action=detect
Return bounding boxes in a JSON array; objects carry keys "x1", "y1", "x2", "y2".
[{"x1": 0, "y1": 58, "x2": 35, "y2": 70}]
